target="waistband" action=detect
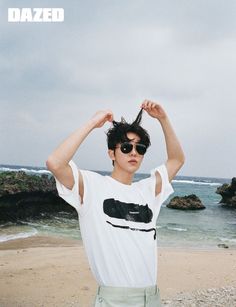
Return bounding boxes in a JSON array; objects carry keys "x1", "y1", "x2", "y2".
[{"x1": 97, "y1": 285, "x2": 158, "y2": 297}]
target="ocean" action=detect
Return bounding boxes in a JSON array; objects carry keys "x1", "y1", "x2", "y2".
[{"x1": 0, "y1": 164, "x2": 235, "y2": 250}]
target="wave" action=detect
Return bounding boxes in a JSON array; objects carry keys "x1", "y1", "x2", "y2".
[
  {"x1": 227, "y1": 223, "x2": 236, "y2": 226},
  {"x1": 0, "y1": 228, "x2": 38, "y2": 243},
  {"x1": 0, "y1": 222, "x2": 16, "y2": 228},
  {"x1": 173, "y1": 179, "x2": 221, "y2": 186},
  {"x1": 0, "y1": 167, "x2": 51, "y2": 175},
  {"x1": 0, "y1": 166, "x2": 227, "y2": 186},
  {"x1": 157, "y1": 225, "x2": 188, "y2": 232},
  {"x1": 219, "y1": 237, "x2": 236, "y2": 243},
  {"x1": 167, "y1": 227, "x2": 187, "y2": 232}
]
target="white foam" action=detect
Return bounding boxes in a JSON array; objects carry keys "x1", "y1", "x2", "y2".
[
  {"x1": 173, "y1": 179, "x2": 221, "y2": 186},
  {"x1": 219, "y1": 237, "x2": 236, "y2": 243},
  {"x1": 0, "y1": 167, "x2": 51, "y2": 175},
  {"x1": 0, "y1": 229, "x2": 38, "y2": 243},
  {"x1": 167, "y1": 227, "x2": 187, "y2": 232}
]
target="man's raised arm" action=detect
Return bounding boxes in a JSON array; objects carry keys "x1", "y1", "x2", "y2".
[
  {"x1": 141, "y1": 100, "x2": 185, "y2": 184},
  {"x1": 46, "y1": 110, "x2": 113, "y2": 193}
]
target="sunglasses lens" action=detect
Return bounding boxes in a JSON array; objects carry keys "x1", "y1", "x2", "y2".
[
  {"x1": 120, "y1": 143, "x2": 133, "y2": 153},
  {"x1": 119, "y1": 142, "x2": 147, "y2": 155},
  {"x1": 136, "y1": 144, "x2": 147, "y2": 155}
]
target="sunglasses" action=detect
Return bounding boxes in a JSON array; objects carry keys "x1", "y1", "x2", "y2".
[{"x1": 118, "y1": 142, "x2": 147, "y2": 155}]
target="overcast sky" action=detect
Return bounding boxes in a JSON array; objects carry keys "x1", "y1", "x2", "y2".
[{"x1": 0, "y1": 0, "x2": 235, "y2": 178}]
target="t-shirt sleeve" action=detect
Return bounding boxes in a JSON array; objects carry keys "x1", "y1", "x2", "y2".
[
  {"x1": 54, "y1": 160, "x2": 81, "y2": 212},
  {"x1": 150, "y1": 163, "x2": 174, "y2": 204}
]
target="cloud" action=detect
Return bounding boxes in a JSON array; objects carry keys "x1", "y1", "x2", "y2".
[{"x1": 0, "y1": 0, "x2": 235, "y2": 177}]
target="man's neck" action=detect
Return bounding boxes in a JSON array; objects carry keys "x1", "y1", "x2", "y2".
[{"x1": 110, "y1": 169, "x2": 134, "y2": 185}]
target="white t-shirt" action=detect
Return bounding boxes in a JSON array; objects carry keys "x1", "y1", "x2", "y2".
[{"x1": 55, "y1": 160, "x2": 174, "y2": 287}]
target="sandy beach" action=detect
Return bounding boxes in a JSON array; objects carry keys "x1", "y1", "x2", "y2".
[{"x1": 0, "y1": 236, "x2": 236, "y2": 307}]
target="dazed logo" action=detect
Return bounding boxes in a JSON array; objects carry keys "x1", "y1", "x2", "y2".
[{"x1": 8, "y1": 8, "x2": 64, "y2": 22}]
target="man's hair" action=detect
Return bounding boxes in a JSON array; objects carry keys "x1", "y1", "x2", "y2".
[{"x1": 106, "y1": 108, "x2": 151, "y2": 151}]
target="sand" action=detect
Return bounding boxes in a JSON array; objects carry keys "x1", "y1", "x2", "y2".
[{"x1": 0, "y1": 235, "x2": 236, "y2": 306}]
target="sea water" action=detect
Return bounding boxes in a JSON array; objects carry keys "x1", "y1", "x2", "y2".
[{"x1": 0, "y1": 165, "x2": 235, "y2": 249}]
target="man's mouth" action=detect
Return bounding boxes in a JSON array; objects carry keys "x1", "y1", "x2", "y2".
[{"x1": 128, "y1": 159, "x2": 138, "y2": 164}]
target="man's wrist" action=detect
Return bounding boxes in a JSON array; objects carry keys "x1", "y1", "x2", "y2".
[
  {"x1": 89, "y1": 117, "x2": 100, "y2": 128},
  {"x1": 81, "y1": 118, "x2": 97, "y2": 132},
  {"x1": 156, "y1": 116, "x2": 169, "y2": 125}
]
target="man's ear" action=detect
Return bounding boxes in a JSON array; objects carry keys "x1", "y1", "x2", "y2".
[{"x1": 108, "y1": 149, "x2": 115, "y2": 162}]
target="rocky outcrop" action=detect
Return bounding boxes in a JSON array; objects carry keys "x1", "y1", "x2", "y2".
[
  {"x1": 0, "y1": 171, "x2": 55, "y2": 195},
  {"x1": 216, "y1": 178, "x2": 236, "y2": 208},
  {"x1": 0, "y1": 171, "x2": 76, "y2": 222},
  {"x1": 167, "y1": 194, "x2": 205, "y2": 210}
]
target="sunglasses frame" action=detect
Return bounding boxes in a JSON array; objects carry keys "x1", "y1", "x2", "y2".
[{"x1": 118, "y1": 142, "x2": 147, "y2": 155}]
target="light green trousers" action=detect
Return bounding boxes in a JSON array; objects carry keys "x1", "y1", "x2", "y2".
[{"x1": 93, "y1": 285, "x2": 162, "y2": 307}]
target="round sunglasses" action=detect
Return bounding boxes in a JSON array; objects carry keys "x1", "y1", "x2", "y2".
[{"x1": 117, "y1": 142, "x2": 147, "y2": 155}]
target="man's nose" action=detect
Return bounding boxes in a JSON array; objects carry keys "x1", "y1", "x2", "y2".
[{"x1": 130, "y1": 146, "x2": 137, "y2": 155}]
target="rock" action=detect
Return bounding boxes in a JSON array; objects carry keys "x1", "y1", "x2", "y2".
[
  {"x1": 217, "y1": 243, "x2": 229, "y2": 249},
  {"x1": 0, "y1": 171, "x2": 55, "y2": 196},
  {"x1": 0, "y1": 171, "x2": 77, "y2": 222},
  {"x1": 167, "y1": 194, "x2": 205, "y2": 210},
  {"x1": 161, "y1": 286, "x2": 236, "y2": 307},
  {"x1": 216, "y1": 178, "x2": 236, "y2": 208}
]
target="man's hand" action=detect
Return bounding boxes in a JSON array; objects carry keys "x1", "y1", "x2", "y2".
[
  {"x1": 91, "y1": 110, "x2": 114, "y2": 128},
  {"x1": 141, "y1": 100, "x2": 167, "y2": 121}
]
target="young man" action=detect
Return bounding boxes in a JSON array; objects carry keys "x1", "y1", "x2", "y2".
[{"x1": 46, "y1": 100, "x2": 185, "y2": 307}]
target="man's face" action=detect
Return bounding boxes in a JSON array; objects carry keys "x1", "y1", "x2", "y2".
[{"x1": 111, "y1": 132, "x2": 145, "y2": 174}]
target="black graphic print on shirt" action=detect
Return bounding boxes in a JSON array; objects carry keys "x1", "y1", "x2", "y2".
[
  {"x1": 103, "y1": 198, "x2": 153, "y2": 223},
  {"x1": 103, "y1": 198, "x2": 156, "y2": 240}
]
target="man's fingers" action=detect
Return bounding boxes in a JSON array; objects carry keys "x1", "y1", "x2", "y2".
[
  {"x1": 107, "y1": 114, "x2": 113, "y2": 122},
  {"x1": 104, "y1": 110, "x2": 114, "y2": 123},
  {"x1": 141, "y1": 100, "x2": 159, "y2": 108},
  {"x1": 141, "y1": 99, "x2": 149, "y2": 107}
]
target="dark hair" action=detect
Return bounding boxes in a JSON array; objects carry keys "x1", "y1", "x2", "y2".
[{"x1": 106, "y1": 108, "x2": 151, "y2": 151}]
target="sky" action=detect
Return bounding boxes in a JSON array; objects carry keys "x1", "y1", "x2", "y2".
[{"x1": 0, "y1": 0, "x2": 235, "y2": 178}]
